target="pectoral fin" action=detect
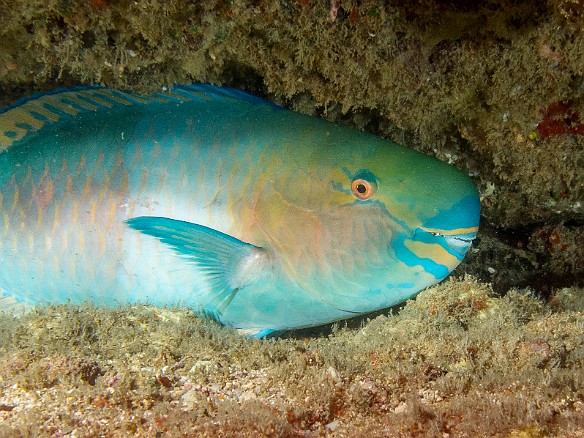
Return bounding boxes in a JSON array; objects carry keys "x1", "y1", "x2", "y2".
[{"x1": 125, "y1": 216, "x2": 270, "y2": 320}]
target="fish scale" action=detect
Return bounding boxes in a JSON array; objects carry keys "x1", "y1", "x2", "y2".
[{"x1": 0, "y1": 84, "x2": 480, "y2": 336}]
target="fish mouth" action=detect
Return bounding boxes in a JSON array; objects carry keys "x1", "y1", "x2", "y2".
[
  {"x1": 442, "y1": 233, "x2": 476, "y2": 256},
  {"x1": 417, "y1": 226, "x2": 478, "y2": 258}
]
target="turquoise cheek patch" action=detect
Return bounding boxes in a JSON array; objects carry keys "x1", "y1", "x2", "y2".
[
  {"x1": 390, "y1": 237, "x2": 451, "y2": 280},
  {"x1": 391, "y1": 191, "x2": 480, "y2": 282}
]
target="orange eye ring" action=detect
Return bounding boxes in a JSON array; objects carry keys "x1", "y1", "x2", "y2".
[{"x1": 351, "y1": 178, "x2": 375, "y2": 200}]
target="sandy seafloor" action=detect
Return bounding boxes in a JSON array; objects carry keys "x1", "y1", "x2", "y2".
[
  {"x1": 0, "y1": 0, "x2": 583, "y2": 436},
  {"x1": 0, "y1": 280, "x2": 583, "y2": 437}
]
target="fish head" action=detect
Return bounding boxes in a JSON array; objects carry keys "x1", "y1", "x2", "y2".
[{"x1": 261, "y1": 123, "x2": 480, "y2": 314}]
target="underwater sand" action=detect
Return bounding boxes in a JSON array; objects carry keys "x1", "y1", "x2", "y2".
[{"x1": 0, "y1": 278, "x2": 582, "y2": 437}]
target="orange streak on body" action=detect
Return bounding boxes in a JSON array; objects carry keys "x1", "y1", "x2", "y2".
[
  {"x1": 74, "y1": 155, "x2": 86, "y2": 180},
  {"x1": 34, "y1": 164, "x2": 54, "y2": 227}
]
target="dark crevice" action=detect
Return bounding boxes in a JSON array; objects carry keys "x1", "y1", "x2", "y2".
[{"x1": 461, "y1": 220, "x2": 584, "y2": 297}]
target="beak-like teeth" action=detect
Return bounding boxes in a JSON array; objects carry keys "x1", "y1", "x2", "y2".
[
  {"x1": 443, "y1": 234, "x2": 474, "y2": 256},
  {"x1": 417, "y1": 227, "x2": 477, "y2": 257}
]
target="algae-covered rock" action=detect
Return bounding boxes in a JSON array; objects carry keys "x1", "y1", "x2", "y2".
[{"x1": 0, "y1": 279, "x2": 582, "y2": 436}]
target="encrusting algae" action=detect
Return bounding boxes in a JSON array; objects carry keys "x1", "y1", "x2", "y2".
[{"x1": 0, "y1": 277, "x2": 582, "y2": 436}]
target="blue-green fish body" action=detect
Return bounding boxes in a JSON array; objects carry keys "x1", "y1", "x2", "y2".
[{"x1": 0, "y1": 85, "x2": 479, "y2": 335}]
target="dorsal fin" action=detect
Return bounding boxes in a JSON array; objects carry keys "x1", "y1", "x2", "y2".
[
  {"x1": 0, "y1": 84, "x2": 279, "y2": 152},
  {"x1": 175, "y1": 84, "x2": 278, "y2": 108}
]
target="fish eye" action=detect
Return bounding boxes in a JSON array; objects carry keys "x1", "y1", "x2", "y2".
[{"x1": 351, "y1": 178, "x2": 375, "y2": 200}]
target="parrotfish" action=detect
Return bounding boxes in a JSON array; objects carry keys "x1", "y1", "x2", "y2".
[{"x1": 0, "y1": 85, "x2": 479, "y2": 336}]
